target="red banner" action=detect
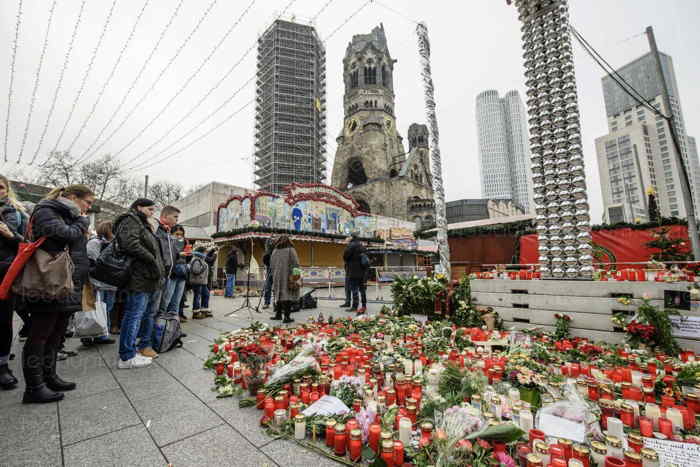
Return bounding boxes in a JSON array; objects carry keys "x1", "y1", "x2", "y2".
[{"x1": 519, "y1": 225, "x2": 690, "y2": 269}]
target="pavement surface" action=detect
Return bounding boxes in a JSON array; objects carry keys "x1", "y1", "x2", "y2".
[{"x1": 1, "y1": 289, "x2": 389, "y2": 467}]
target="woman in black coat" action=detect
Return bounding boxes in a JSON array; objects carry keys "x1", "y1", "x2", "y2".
[
  {"x1": 21, "y1": 185, "x2": 94, "y2": 404},
  {"x1": 0, "y1": 175, "x2": 28, "y2": 390}
]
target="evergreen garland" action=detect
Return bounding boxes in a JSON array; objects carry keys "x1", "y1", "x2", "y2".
[{"x1": 212, "y1": 225, "x2": 384, "y2": 243}]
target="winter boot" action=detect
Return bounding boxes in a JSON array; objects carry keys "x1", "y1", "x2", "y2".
[
  {"x1": 0, "y1": 364, "x2": 18, "y2": 390},
  {"x1": 270, "y1": 303, "x2": 282, "y2": 321},
  {"x1": 43, "y1": 349, "x2": 76, "y2": 392},
  {"x1": 192, "y1": 311, "x2": 205, "y2": 320},
  {"x1": 22, "y1": 350, "x2": 63, "y2": 403},
  {"x1": 282, "y1": 304, "x2": 294, "y2": 324}
]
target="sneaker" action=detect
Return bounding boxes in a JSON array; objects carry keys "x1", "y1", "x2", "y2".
[
  {"x1": 203, "y1": 309, "x2": 213, "y2": 318},
  {"x1": 179, "y1": 315, "x2": 188, "y2": 323},
  {"x1": 139, "y1": 347, "x2": 159, "y2": 359},
  {"x1": 117, "y1": 355, "x2": 152, "y2": 369},
  {"x1": 57, "y1": 351, "x2": 69, "y2": 361},
  {"x1": 62, "y1": 349, "x2": 78, "y2": 357}
]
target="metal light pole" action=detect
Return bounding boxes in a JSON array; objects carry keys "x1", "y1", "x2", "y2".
[
  {"x1": 416, "y1": 22, "x2": 451, "y2": 278},
  {"x1": 646, "y1": 26, "x2": 700, "y2": 260},
  {"x1": 509, "y1": 0, "x2": 594, "y2": 279}
]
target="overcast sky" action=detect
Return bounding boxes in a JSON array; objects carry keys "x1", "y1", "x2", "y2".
[{"x1": 1, "y1": 0, "x2": 699, "y2": 221}]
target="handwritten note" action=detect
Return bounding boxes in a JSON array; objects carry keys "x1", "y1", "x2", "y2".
[
  {"x1": 669, "y1": 315, "x2": 700, "y2": 339},
  {"x1": 643, "y1": 437, "x2": 700, "y2": 467},
  {"x1": 302, "y1": 395, "x2": 350, "y2": 417}
]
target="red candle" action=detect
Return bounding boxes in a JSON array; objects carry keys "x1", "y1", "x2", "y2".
[
  {"x1": 639, "y1": 417, "x2": 654, "y2": 437},
  {"x1": 661, "y1": 395, "x2": 675, "y2": 408},
  {"x1": 264, "y1": 398, "x2": 275, "y2": 418},
  {"x1": 256, "y1": 389, "x2": 266, "y2": 409},
  {"x1": 368, "y1": 423, "x2": 381, "y2": 452},
  {"x1": 605, "y1": 457, "x2": 625, "y2": 467},
  {"x1": 381, "y1": 441, "x2": 394, "y2": 467},
  {"x1": 333, "y1": 365, "x2": 342, "y2": 380},
  {"x1": 679, "y1": 407, "x2": 695, "y2": 429},
  {"x1": 334, "y1": 425, "x2": 347, "y2": 456},
  {"x1": 349, "y1": 435, "x2": 362, "y2": 461},
  {"x1": 325, "y1": 422, "x2": 335, "y2": 448},
  {"x1": 393, "y1": 440, "x2": 404, "y2": 465},
  {"x1": 659, "y1": 417, "x2": 673, "y2": 438},
  {"x1": 529, "y1": 429, "x2": 546, "y2": 448}
]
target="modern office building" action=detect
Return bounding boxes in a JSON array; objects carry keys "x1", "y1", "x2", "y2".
[
  {"x1": 254, "y1": 20, "x2": 327, "y2": 194},
  {"x1": 173, "y1": 182, "x2": 252, "y2": 235},
  {"x1": 596, "y1": 51, "x2": 698, "y2": 222},
  {"x1": 475, "y1": 90, "x2": 533, "y2": 212},
  {"x1": 446, "y1": 198, "x2": 525, "y2": 224}
]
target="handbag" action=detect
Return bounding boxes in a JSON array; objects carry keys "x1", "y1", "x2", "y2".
[
  {"x1": 92, "y1": 222, "x2": 133, "y2": 288},
  {"x1": 287, "y1": 249, "x2": 301, "y2": 292},
  {"x1": 8, "y1": 213, "x2": 74, "y2": 301}
]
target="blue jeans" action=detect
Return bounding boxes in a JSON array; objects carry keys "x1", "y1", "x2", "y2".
[
  {"x1": 263, "y1": 266, "x2": 273, "y2": 305},
  {"x1": 119, "y1": 291, "x2": 156, "y2": 361},
  {"x1": 349, "y1": 278, "x2": 366, "y2": 309},
  {"x1": 158, "y1": 279, "x2": 178, "y2": 317},
  {"x1": 192, "y1": 285, "x2": 210, "y2": 310},
  {"x1": 167, "y1": 279, "x2": 186, "y2": 316},
  {"x1": 225, "y1": 273, "x2": 236, "y2": 297}
]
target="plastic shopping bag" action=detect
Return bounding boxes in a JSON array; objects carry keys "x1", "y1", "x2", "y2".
[{"x1": 74, "y1": 286, "x2": 109, "y2": 338}]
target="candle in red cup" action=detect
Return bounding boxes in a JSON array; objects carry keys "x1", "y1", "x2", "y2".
[
  {"x1": 369, "y1": 423, "x2": 381, "y2": 452},
  {"x1": 256, "y1": 389, "x2": 266, "y2": 409},
  {"x1": 605, "y1": 457, "x2": 625, "y2": 467},
  {"x1": 661, "y1": 395, "x2": 675, "y2": 408},
  {"x1": 264, "y1": 398, "x2": 275, "y2": 418},
  {"x1": 325, "y1": 421, "x2": 336, "y2": 448},
  {"x1": 659, "y1": 417, "x2": 673, "y2": 438},
  {"x1": 393, "y1": 440, "x2": 404, "y2": 466},
  {"x1": 529, "y1": 429, "x2": 546, "y2": 448},
  {"x1": 639, "y1": 417, "x2": 653, "y2": 437}
]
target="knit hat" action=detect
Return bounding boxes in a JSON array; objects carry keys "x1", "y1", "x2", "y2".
[{"x1": 130, "y1": 198, "x2": 156, "y2": 209}]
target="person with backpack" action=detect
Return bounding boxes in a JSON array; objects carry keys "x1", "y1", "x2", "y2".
[
  {"x1": 154, "y1": 206, "x2": 181, "y2": 320},
  {"x1": 82, "y1": 220, "x2": 117, "y2": 346},
  {"x1": 114, "y1": 198, "x2": 166, "y2": 369},
  {"x1": 0, "y1": 175, "x2": 28, "y2": 390},
  {"x1": 190, "y1": 246, "x2": 210, "y2": 320},
  {"x1": 20, "y1": 185, "x2": 94, "y2": 403},
  {"x1": 165, "y1": 224, "x2": 188, "y2": 321},
  {"x1": 224, "y1": 249, "x2": 238, "y2": 298},
  {"x1": 343, "y1": 232, "x2": 369, "y2": 314},
  {"x1": 270, "y1": 235, "x2": 300, "y2": 324},
  {"x1": 262, "y1": 235, "x2": 276, "y2": 310}
]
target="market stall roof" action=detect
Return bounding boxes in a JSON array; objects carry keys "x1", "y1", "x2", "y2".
[{"x1": 424, "y1": 214, "x2": 535, "y2": 233}]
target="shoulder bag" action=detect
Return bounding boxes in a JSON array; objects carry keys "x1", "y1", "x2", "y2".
[{"x1": 92, "y1": 222, "x2": 133, "y2": 288}]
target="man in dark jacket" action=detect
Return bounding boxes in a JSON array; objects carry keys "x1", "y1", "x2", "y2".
[
  {"x1": 114, "y1": 199, "x2": 166, "y2": 368},
  {"x1": 154, "y1": 206, "x2": 181, "y2": 319},
  {"x1": 224, "y1": 249, "x2": 238, "y2": 298},
  {"x1": 343, "y1": 232, "x2": 369, "y2": 313},
  {"x1": 262, "y1": 235, "x2": 276, "y2": 309}
]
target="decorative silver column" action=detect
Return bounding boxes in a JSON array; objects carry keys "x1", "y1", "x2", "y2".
[
  {"x1": 416, "y1": 22, "x2": 451, "y2": 278},
  {"x1": 511, "y1": 0, "x2": 592, "y2": 279}
]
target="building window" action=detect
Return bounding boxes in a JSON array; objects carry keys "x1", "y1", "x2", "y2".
[
  {"x1": 381, "y1": 64, "x2": 388, "y2": 86},
  {"x1": 350, "y1": 69, "x2": 359, "y2": 88},
  {"x1": 364, "y1": 60, "x2": 377, "y2": 85},
  {"x1": 671, "y1": 210, "x2": 679, "y2": 216}
]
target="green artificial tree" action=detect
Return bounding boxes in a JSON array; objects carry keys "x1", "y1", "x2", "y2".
[{"x1": 646, "y1": 226, "x2": 691, "y2": 263}]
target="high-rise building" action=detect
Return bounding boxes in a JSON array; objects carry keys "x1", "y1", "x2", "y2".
[
  {"x1": 254, "y1": 20, "x2": 327, "y2": 194},
  {"x1": 596, "y1": 51, "x2": 698, "y2": 222},
  {"x1": 475, "y1": 90, "x2": 532, "y2": 212}
]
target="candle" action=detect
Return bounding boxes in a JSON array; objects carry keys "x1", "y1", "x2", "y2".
[
  {"x1": 605, "y1": 436, "x2": 623, "y2": 460},
  {"x1": 604, "y1": 457, "x2": 625, "y2": 467},
  {"x1": 607, "y1": 417, "x2": 625, "y2": 438},
  {"x1": 413, "y1": 358, "x2": 423, "y2": 375},
  {"x1": 666, "y1": 407, "x2": 683, "y2": 433},
  {"x1": 640, "y1": 448, "x2": 659, "y2": 467},
  {"x1": 569, "y1": 460, "x2": 584, "y2": 467},
  {"x1": 398, "y1": 417, "x2": 412, "y2": 446},
  {"x1": 590, "y1": 441, "x2": 607, "y2": 467},
  {"x1": 520, "y1": 411, "x2": 534, "y2": 435},
  {"x1": 349, "y1": 429, "x2": 362, "y2": 461},
  {"x1": 294, "y1": 414, "x2": 306, "y2": 440},
  {"x1": 509, "y1": 388, "x2": 521, "y2": 402},
  {"x1": 334, "y1": 424, "x2": 347, "y2": 456},
  {"x1": 419, "y1": 422, "x2": 433, "y2": 447},
  {"x1": 534, "y1": 440, "x2": 550, "y2": 466},
  {"x1": 403, "y1": 358, "x2": 413, "y2": 376},
  {"x1": 573, "y1": 445, "x2": 591, "y2": 467},
  {"x1": 381, "y1": 440, "x2": 394, "y2": 467},
  {"x1": 325, "y1": 419, "x2": 336, "y2": 448},
  {"x1": 658, "y1": 417, "x2": 673, "y2": 438},
  {"x1": 645, "y1": 403, "x2": 661, "y2": 430},
  {"x1": 273, "y1": 409, "x2": 287, "y2": 427},
  {"x1": 368, "y1": 423, "x2": 381, "y2": 452},
  {"x1": 392, "y1": 440, "x2": 404, "y2": 466},
  {"x1": 639, "y1": 417, "x2": 653, "y2": 437}
]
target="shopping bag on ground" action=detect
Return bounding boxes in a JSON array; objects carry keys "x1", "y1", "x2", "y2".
[
  {"x1": 153, "y1": 317, "x2": 183, "y2": 353},
  {"x1": 74, "y1": 286, "x2": 109, "y2": 338}
]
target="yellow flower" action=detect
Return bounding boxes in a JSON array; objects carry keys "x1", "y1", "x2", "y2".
[{"x1": 646, "y1": 187, "x2": 657, "y2": 196}]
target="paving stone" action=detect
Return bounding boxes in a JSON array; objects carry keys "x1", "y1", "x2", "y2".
[
  {"x1": 132, "y1": 391, "x2": 223, "y2": 447},
  {"x1": 60, "y1": 388, "x2": 141, "y2": 446},
  {"x1": 262, "y1": 439, "x2": 343, "y2": 467},
  {"x1": 63, "y1": 425, "x2": 166, "y2": 467},
  {"x1": 162, "y1": 424, "x2": 275, "y2": 467},
  {"x1": 1, "y1": 403, "x2": 62, "y2": 466},
  {"x1": 208, "y1": 398, "x2": 272, "y2": 447},
  {"x1": 110, "y1": 364, "x2": 182, "y2": 402}
]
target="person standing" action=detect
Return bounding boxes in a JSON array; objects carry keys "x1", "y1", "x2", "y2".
[
  {"x1": 270, "y1": 235, "x2": 300, "y2": 324},
  {"x1": 154, "y1": 206, "x2": 181, "y2": 321},
  {"x1": 190, "y1": 247, "x2": 210, "y2": 319},
  {"x1": 21, "y1": 185, "x2": 94, "y2": 403},
  {"x1": 343, "y1": 232, "x2": 369, "y2": 314},
  {"x1": 339, "y1": 237, "x2": 351, "y2": 308},
  {"x1": 114, "y1": 198, "x2": 165, "y2": 369},
  {"x1": 83, "y1": 220, "x2": 117, "y2": 346},
  {"x1": 204, "y1": 247, "x2": 218, "y2": 317},
  {"x1": 165, "y1": 225, "x2": 188, "y2": 321},
  {"x1": 224, "y1": 249, "x2": 238, "y2": 298},
  {"x1": 0, "y1": 175, "x2": 27, "y2": 390},
  {"x1": 262, "y1": 235, "x2": 276, "y2": 310}
]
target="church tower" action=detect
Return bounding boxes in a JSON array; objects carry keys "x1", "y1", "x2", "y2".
[{"x1": 331, "y1": 24, "x2": 434, "y2": 225}]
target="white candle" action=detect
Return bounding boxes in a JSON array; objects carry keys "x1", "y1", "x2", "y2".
[
  {"x1": 398, "y1": 417, "x2": 412, "y2": 446},
  {"x1": 413, "y1": 359, "x2": 423, "y2": 376},
  {"x1": 631, "y1": 371, "x2": 643, "y2": 387},
  {"x1": 403, "y1": 359, "x2": 413, "y2": 377},
  {"x1": 607, "y1": 417, "x2": 624, "y2": 440},
  {"x1": 569, "y1": 460, "x2": 584, "y2": 467},
  {"x1": 294, "y1": 417, "x2": 306, "y2": 440},
  {"x1": 666, "y1": 407, "x2": 683, "y2": 434},
  {"x1": 645, "y1": 403, "x2": 661, "y2": 430},
  {"x1": 519, "y1": 409, "x2": 533, "y2": 434}
]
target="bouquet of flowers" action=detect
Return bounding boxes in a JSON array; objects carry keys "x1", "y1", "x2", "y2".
[
  {"x1": 265, "y1": 344, "x2": 319, "y2": 394},
  {"x1": 330, "y1": 375, "x2": 364, "y2": 407},
  {"x1": 553, "y1": 313, "x2": 571, "y2": 340}
]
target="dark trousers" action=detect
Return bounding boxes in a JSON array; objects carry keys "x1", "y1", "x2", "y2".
[
  {"x1": 349, "y1": 278, "x2": 367, "y2": 309},
  {"x1": 22, "y1": 310, "x2": 71, "y2": 388},
  {"x1": 0, "y1": 298, "x2": 13, "y2": 358},
  {"x1": 343, "y1": 276, "x2": 351, "y2": 304}
]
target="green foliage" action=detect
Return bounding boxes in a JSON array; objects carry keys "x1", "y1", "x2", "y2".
[
  {"x1": 391, "y1": 275, "x2": 447, "y2": 316},
  {"x1": 438, "y1": 364, "x2": 488, "y2": 404},
  {"x1": 212, "y1": 225, "x2": 383, "y2": 243},
  {"x1": 677, "y1": 363, "x2": 700, "y2": 387},
  {"x1": 646, "y1": 226, "x2": 692, "y2": 263}
]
